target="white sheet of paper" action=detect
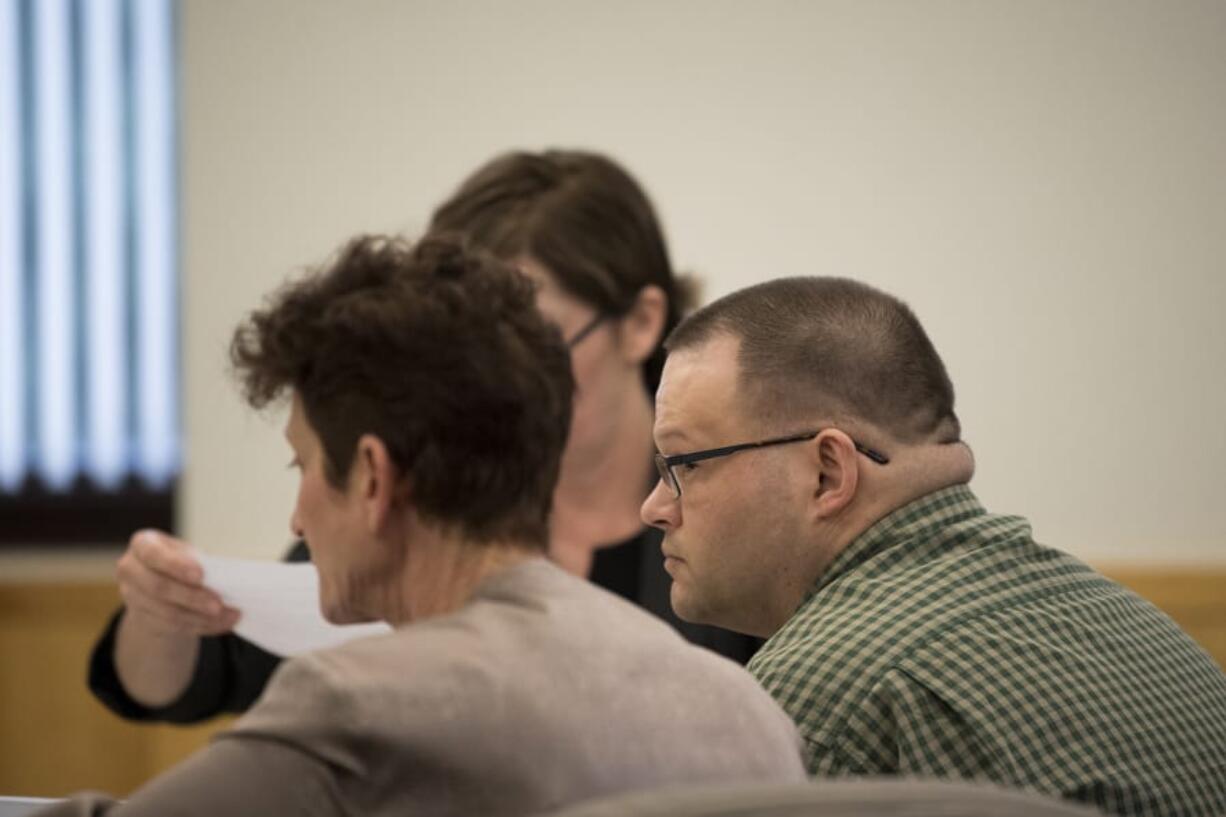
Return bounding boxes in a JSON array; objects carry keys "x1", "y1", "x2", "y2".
[{"x1": 196, "y1": 551, "x2": 390, "y2": 657}]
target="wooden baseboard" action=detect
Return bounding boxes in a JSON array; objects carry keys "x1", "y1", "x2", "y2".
[{"x1": 0, "y1": 582, "x2": 227, "y2": 797}]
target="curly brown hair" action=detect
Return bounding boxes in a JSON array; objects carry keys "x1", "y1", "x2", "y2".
[{"x1": 230, "y1": 234, "x2": 574, "y2": 546}]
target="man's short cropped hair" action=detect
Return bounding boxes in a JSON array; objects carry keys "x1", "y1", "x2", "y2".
[
  {"x1": 666, "y1": 277, "x2": 960, "y2": 444},
  {"x1": 230, "y1": 234, "x2": 574, "y2": 546}
]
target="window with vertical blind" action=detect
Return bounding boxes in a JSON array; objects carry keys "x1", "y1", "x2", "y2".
[{"x1": 0, "y1": 0, "x2": 179, "y2": 544}]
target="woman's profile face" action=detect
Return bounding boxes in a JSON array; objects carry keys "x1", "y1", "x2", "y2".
[{"x1": 517, "y1": 257, "x2": 646, "y2": 469}]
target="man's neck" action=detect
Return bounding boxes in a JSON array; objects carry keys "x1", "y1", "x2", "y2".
[
  {"x1": 765, "y1": 440, "x2": 977, "y2": 635},
  {"x1": 833, "y1": 439, "x2": 976, "y2": 564},
  {"x1": 875, "y1": 439, "x2": 974, "y2": 513}
]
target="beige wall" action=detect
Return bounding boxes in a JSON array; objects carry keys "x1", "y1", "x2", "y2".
[{"x1": 180, "y1": 0, "x2": 1226, "y2": 564}]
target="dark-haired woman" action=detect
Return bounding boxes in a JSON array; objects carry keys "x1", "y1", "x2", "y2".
[{"x1": 88, "y1": 150, "x2": 759, "y2": 724}]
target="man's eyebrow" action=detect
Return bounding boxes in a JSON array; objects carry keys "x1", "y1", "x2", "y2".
[{"x1": 653, "y1": 427, "x2": 692, "y2": 451}]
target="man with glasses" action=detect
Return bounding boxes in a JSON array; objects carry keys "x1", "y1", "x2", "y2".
[{"x1": 641, "y1": 277, "x2": 1226, "y2": 815}]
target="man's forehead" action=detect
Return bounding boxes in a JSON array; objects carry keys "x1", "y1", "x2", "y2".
[{"x1": 655, "y1": 333, "x2": 743, "y2": 443}]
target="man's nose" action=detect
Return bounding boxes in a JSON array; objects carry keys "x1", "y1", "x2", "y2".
[{"x1": 641, "y1": 478, "x2": 681, "y2": 531}]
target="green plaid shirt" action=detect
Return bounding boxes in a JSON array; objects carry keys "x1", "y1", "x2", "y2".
[{"x1": 748, "y1": 485, "x2": 1226, "y2": 816}]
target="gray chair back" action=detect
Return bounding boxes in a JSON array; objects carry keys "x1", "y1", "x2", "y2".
[{"x1": 542, "y1": 779, "x2": 1101, "y2": 817}]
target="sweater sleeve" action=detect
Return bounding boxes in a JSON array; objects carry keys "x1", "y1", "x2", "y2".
[
  {"x1": 86, "y1": 609, "x2": 284, "y2": 722},
  {"x1": 32, "y1": 730, "x2": 344, "y2": 817},
  {"x1": 84, "y1": 541, "x2": 310, "y2": 723},
  {"x1": 50, "y1": 643, "x2": 356, "y2": 817}
]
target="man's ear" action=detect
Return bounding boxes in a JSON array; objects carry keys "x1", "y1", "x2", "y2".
[
  {"x1": 808, "y1": 429, "x2": 860, "y2": 520},
  {"x1": 353, "y1": 434, "x2": 410, "y2": 533},
  {"x1": 615, "y1": 285, "x2": 667, "y2": 366}
]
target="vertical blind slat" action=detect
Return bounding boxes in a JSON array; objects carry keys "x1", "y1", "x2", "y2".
[
  {"x1": 84, "y1": 0, "x2": 128, "y2": 488},
  {"x1": 0, "y1": 0, "x2": 26, "y2": 489},
  {"x1": 33, "y1": 0, "x2": 77, "y2": 489},
  {"x1": 132, "y1": 0, "x2": 178, "y2": 488}
]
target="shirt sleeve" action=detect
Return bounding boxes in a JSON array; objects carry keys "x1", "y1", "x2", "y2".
[
  {"x1": 878, "y1": 667, "x2": 998, "y2": 779},
  {"x1": 84, "y1": 541, "x2": 310, "y2": 723},
  {"x1": 86, "y1": 608, "x2": 284, "y2": 723},
  {"x1": 799, "y1": 667, "x2": 996, "y2": 778}
]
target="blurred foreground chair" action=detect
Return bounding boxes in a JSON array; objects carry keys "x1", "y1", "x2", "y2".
[
  {"x1": 0, "y1": 798, "x2": 57, "y2": 817},
  {"x1": 542, "y1": 779, "x2": 1099, "y2": 817}
]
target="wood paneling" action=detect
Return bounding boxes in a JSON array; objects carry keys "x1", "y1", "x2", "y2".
[{"x1": 0, "y1": 582, "x2": 227, "y2": 797}]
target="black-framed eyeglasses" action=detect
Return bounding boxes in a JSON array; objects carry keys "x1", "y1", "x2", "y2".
[
  {"x1": 653, "y1": 430, "x2": 890, "y2": 499},
  {"x1": 565, "y1": 313, "x2": 607, "y2": 348}
]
